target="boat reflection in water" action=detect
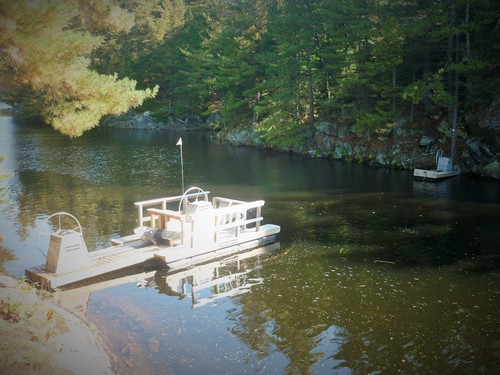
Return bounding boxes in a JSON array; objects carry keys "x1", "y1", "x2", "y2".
[
  {"x1": 139, "y1": 242, "x2": 280, "y2": 308},
  {"x1": 55, "y1": 242, "x2": 280, "y2": 314}
]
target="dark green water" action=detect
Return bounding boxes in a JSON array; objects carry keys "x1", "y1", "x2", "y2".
[{"x1": 1, "y1": 111, "x2": 499, "y2": 374}]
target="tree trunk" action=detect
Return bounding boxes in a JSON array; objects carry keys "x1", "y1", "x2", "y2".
[
  {"x1": 392, "y1": 67, "x2": 396, "y2": 113},
  {"x1": 410, "y1": 65, "x2": 415, "y2": 122},
  {"x1": 307, "y1": 46, "x2": 315, "y2": 129},
  {"x1": 451, "y1": 45, "x2": 459, "y2": 160},
  {"x1": 392, "y1": 67, "x2": 399, "y2": 145},
  {"x1": 446, "y1": 1, "x2": 456, "y2": 125}
]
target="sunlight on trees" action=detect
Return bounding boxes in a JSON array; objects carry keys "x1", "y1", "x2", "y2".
[
  {"x1": 143, "y1": 0, "x2": 498, "y2": 149},
  {"x1": 1, "y1": 0, "x2": 498, "y2": 146},
  {"x1": 0, "y1": 0, "x2": 179, "y2": 137}
]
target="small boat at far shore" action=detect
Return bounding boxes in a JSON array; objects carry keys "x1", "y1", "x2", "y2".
[
  {"x1": 25, "y1": 187, "x2": 280, "y2": 290},
  {"x1": 413, "y1": 168, "x2": 459, "y2": 180},
  {"x1": 413, "y1": 151, "x2": 459, "y2": 181}
]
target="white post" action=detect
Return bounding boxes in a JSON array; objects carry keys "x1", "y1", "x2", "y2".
[{"x1": 176, "y1": 137, "x2": 184, "y2": 193}]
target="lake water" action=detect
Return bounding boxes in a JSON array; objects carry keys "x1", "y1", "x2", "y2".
[{"x1": 1, "y1": 109, "x2": 499, "y2": 374}]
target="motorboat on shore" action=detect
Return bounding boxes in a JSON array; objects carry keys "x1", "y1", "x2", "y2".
[{"x1": 25, "y1": 187, "x2": 280, "y2": 290}]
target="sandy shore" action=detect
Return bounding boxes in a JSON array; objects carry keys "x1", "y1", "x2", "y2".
[{"x1": 0, "y1": 275, "x2": 115, "y2": 375}]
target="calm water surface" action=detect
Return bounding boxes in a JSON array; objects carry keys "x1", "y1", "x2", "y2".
[{"x1": 1, "y1": 110, "x2": 499, "y2": 374}]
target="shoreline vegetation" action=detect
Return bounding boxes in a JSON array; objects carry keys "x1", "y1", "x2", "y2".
[
  {"x1": 101, "y1": 110, "x2": 500, "y2": 181},
  {"x1": 0, "y1": 274, "x2": 115, "y2": 375},
  {"x1": 1, "y1": 1, "x2": 498, "y2": 179}
]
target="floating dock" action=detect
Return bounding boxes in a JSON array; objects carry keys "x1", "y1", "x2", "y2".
[
  {"x1": 413, "y1": 154, "x2": 459, "y2": 181},
  {"x1": 413, "y1": 168, "x2": 459, "y2": 180}
]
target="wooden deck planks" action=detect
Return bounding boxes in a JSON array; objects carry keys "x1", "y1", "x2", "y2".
[
  {"x1": 26, "y1": 224, "x2": 280, "y2": 290},
  {"x1": 26, "y1": 243, "x2": 162, "y2": 289}
]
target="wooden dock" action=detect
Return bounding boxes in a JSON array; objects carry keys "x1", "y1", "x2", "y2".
[{"x1": 413, "y1": 168, "x2": 459, "y2": 180}]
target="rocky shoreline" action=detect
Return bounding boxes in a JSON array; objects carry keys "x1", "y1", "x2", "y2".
[
  {"x1": 0, "y1": 274, "x2": 115, "y2": 375},
  {"x1": 103, "y1": 110, "x2": 500, "y2": 180}
]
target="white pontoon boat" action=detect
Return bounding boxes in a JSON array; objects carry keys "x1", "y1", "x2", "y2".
[{"x1": 25, "y1": 187, "x2": 280, "y2": 289}]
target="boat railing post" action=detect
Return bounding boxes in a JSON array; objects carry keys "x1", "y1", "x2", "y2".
[
  {"x1": 138, "y1": 204, "x2": 144, "y2": 227},
  {"x1": 256, "y1": 206, "x2": 261, "y2": 231}
]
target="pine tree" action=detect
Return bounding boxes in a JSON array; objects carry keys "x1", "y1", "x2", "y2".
[{"x1": 0, "y1": 0, "x2": 159, "y2": 137}]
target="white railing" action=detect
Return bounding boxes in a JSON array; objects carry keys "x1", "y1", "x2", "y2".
[
  {"x1": 212, "y1": 199, "x2": 264, "y2": 242},
  {"x1": 213, "y1": 200, "x2": 263, "y2": 229},
  {"x1": 134, "y1": 191, "x2": 210, "y2": 229},
  {"x1": 136, "y1": 194, "x2": 265, "y2": 248}
]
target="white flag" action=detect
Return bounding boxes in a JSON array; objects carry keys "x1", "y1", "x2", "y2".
[{"x1": 176, "y1": 138, "x2": 183, "y2": 146}]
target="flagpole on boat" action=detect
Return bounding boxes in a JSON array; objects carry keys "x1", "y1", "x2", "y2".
[{"x1": 176, "y1": 137, "x2": 185, "y2": 193}]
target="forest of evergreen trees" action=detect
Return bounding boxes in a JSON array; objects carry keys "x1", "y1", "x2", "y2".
[{"x1": 1, "y1": 0, "x2": 499, "y2": 154}]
